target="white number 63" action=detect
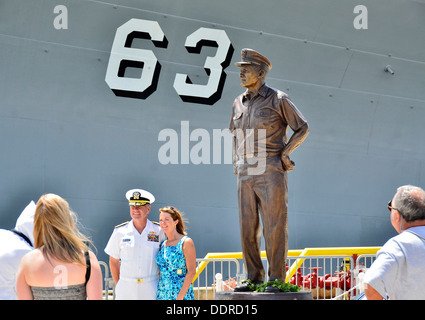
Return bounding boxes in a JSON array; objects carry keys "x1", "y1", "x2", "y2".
[{"x1": 105, "y1": 19, "x2": 233, "y2": 105}]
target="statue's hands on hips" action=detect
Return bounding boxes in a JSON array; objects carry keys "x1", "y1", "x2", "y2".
[{"x1": 281, "y1": 154, "x2": 295, "y2": 172}]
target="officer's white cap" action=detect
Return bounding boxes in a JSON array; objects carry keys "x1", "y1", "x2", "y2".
[{"x1": 126, "y1": 189, "x2": 155, "y2": 206}]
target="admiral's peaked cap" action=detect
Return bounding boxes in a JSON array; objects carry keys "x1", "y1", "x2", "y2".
[
  {"x1": 234, "y1": 48, "x2": 272, "y2": 71},
  {"x1": 126, "y1": 189, "x2": 155, "y2": 206}
]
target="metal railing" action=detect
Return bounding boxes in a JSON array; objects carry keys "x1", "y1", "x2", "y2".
[
  {"x1": 98, "y1": 246, "x2": 380, "y2": 300},
  {"x1": 193, "y1": 258, "x2": 241, "y2": 300},
  {"x1": 193, "y1": 247, "x2": 380, "y2": 300},
  {"x1": 348, "y1": 254, "x2": 378, "y2": 299},
  {"x1": 99, "y1": 261, "x2": 115, "y2": 300},
  {"x1": 284, "y1": 247, "x2": 380, "y2": 282},
  {"x1": 285, "y1": 255, "x2": 354, "y2": 300}
]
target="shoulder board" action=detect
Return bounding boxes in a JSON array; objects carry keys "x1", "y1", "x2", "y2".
[
  {"x1": 115, "y1": 221, "x2": 129, "y2": 229},
  {"x1": 152, "y1": 221, "x2": 160, "y2": 226}
]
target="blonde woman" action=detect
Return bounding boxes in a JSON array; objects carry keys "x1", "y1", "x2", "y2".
[
  {"x1": 16, "y1": 194, "x2": 102, "y2": 300},
  {"x1": 156, "y1": 206, "x2": 196, "y2": 300}
]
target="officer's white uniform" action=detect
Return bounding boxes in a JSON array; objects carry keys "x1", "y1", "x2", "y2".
[
  {"x1": 0, "y1": 201, "x2": 36, "y2": 300},
  {"x1": 104, "y1": 189, "x2": 165, "y2": 300}
]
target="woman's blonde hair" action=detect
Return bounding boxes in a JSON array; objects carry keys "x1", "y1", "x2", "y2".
[
  {"x1": 33, "y1": 194, "x2": 91, "y2": 265},
  {"x1": 159, "y1": 206, "x2": 187, "y2": 235}
]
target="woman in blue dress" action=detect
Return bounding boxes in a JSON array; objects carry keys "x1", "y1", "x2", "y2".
[{"x1": 156, "y1": 206, "x2": 196, "y2": 300}]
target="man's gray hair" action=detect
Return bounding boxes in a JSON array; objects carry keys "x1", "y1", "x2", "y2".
[{"x1": 393, "y1": 185, "x2": 425, "y2": 222}]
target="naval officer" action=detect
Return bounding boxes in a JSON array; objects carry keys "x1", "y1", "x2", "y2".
[{"x1": 105, "y1": 189, "x2": 165, "y2": 299}]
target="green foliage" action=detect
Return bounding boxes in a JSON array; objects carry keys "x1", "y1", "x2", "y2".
[{"x1": 242, "y1": 279, "x2": 301, "y2": 293}]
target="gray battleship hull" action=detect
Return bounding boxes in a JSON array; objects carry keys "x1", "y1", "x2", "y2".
[{"x1": 1, "y1": 0, "x2": 424, "y2": 262}]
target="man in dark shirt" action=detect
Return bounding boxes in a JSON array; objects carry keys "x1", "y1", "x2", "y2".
[{"x1": 229, "y1": 48, "x2": 309, "y2": 291}]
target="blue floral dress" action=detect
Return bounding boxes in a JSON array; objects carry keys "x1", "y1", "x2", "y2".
[{"x1": 156, "y1": 236, "x2": 195, "y2": 300}]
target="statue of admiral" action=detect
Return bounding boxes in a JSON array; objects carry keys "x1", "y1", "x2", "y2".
[{"x1": 230, "y1": 49, "x2": 309, "y2": 291}]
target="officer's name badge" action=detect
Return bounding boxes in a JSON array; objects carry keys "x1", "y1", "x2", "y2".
[
  {"x1": 147, "y1": 231, "x2": 159, "y2": 242},
  {"x1": 122, "y1": 238, "x2": 131, "y2": 242}
]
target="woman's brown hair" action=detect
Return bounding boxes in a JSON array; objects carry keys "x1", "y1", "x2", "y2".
[{"x1": 159, "y1": 206, "x2": 187, "y2": 235}]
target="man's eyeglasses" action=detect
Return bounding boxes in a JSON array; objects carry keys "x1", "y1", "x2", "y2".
[{"x1": 388, "y1": 200, "x2": 402, "y2": 216}]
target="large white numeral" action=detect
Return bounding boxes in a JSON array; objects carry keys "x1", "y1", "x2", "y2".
[
  {"x1": 173, "y1": 28, "x2": 233, "y2": 105},
  {"x1": 105, "y1": 19, "x2": 233, "y2": 105},
  {"x1": 105, "y1": 19, "x2": 167, "y2": 99}
]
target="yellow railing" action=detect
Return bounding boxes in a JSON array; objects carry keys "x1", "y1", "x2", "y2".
[
  {"x1": 284, "y1": 247, "x2": 380, "y2": 282},
  {"x1": 193, "y1": 247, "x2": 380, "y2": 283}
]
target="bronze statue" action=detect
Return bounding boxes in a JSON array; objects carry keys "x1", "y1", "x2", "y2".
[{"x1": 229, "y1": 48, "x2": 309, "y2": 292}]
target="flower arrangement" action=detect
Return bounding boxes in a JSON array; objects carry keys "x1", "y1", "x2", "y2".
[{"x1": 242, "y1": 279, "x2": 301, "y2": 293}]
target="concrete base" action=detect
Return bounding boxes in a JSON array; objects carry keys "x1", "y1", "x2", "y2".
[{"x1": 214, "y1": 290, "x2": 313, "y2": 300}]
